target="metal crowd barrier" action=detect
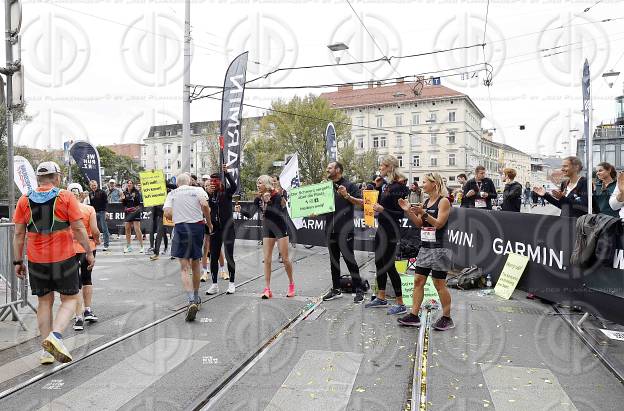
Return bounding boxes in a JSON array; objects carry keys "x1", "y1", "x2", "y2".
[{"x1": 0, "y1": 222, "x2": 32, "y2": 330}]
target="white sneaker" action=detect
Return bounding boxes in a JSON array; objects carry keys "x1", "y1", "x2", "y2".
[
  {"x1": 226, "y1": 282, "x2": 236, "y2": 294},
  {"x1": 139, "y1": 246, "x2": 145, "y2": 254},
  {"x1": 39, "y1": 349, "x2": 54, "y2": 365},
  {"x1": 206, "y1": 283, "x2": 219, "y2": 295},
  {"x1": 124, "y1": 246, "x2": 132, "y2": 253},
  {"x1": 200, "y1": 272, "x2": 209, "y2": 282}
]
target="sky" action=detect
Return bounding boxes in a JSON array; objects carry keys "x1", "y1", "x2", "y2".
[{"x1": 6, "y1": 0, "x2": 624, "y2": 157}]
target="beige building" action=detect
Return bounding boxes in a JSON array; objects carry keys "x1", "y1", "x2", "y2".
[{"x1": 494, "y1": 142, "x2": 532, "y2": 186}]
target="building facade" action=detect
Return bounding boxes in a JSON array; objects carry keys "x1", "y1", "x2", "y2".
[
  {"x1": 143, "y1": 119, "x2": 260, "y2": 181},
  {"x1": 320, "y1": 81, "x2": 525, "y2": 189}
]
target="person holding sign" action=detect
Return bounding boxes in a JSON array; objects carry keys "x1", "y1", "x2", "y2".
[
  {"x1": 461, "y1": 165, "x2": 497, "y2": 210},
  {"x1": 321, "y1": 161, "x2": 366, "y2": 304},
  {"x1": 121, "y1": 180, "x2": 145, "y2": 253},
  {"x1": 364, "y1": 156, "x2": 410, "y2": 315},
  {"x1": 397, "y1": 173, "x2": 454, "y2": 331}
]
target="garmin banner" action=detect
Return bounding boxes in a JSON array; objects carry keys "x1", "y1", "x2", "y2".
[
  {"x1": 325, "y1": 122, "x2": 337, "y2": 162},
  {"x1": 220, "y1": 51, "x2": 248, "y2": 194},
  {"x1": 70, "y1": 141, "x2": 101, "y2": 187}
]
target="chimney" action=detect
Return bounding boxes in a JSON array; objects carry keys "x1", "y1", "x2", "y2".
[{"x1": 338, "y1": 84, "x2": 353, "y2": 93}]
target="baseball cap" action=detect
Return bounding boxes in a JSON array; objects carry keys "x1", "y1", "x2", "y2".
[
  {"x1": 67, "y1": 183, "x2": 84, "y2": 193},
  {"x1": 36, "y1": 161, "x2": 61, "y2": 176},
  {"x1": 201, "y1": 174, "x2": 210, "y2": 180},
  {"x1": 109, "y1": 179, "x2": 116, "y2": 183}
]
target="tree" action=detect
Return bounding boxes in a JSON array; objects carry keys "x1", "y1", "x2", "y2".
[
  {"x1": 339, "y1": 137, "x2": 379, "y2": 183},
  {"x1": 0, "y1": 104, "x2": 30, "y2": 201},
  {"x1": 97, "y1": 146, "x2": 144, "y2": 184}
]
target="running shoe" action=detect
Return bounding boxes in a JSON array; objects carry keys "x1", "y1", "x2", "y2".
[
  {"x1": 102, "y1": 246, "x2": 109, "y2": 252},
  {"x1": 150, "y1": 254, "x2": 159, "y2": 261},
  {"x1": 219, "y1": 268, "x2": 229, "y2": 280},
  {"x1": 147, "y1": 247, "x2": 154, "y2": 253},
  {"x1": 84, "y1": 309, "x2": 98, "y2": 322},
  {"x1": 433, "y1": 316, "x2": 455, "y2": 331},
  {"x1": 200, "y1": 272, "x2": 209, "y2": 282},
  {"x1": 398, "y1": 313, "x2": 421, "y2": 327},
  {"x1": 123, "y1": 246, "x2": 132, "y2": 253},
  {"x1": 287, "y1": 283, "x2": 296, "y2": 298},
  {"x1": 39, "y1": 350, "x2": 55, "y2": 365},
  {"x1": 206, "y1": 283, "x2": 219, "y2": 295},
  {"x1": 73, "y1": 317, "x2": 84, "y2": 331},
  {"x1": 354, "y1": 291, "x2": 364, "y2": 304},
  {"x1": 194, "y1": 296, "x2": 202, "y2": 307},
  {"x1": 322, "y1": 289, "x2": 343, "y2": 301},
  {"x1": 226, "y1": 282, "x2": 236, "y2": 294},
  {"x1": 42, "y1": 333, "x2": 73, "y2": 363},
  {"x1": 364, "y1": 298, "x2": 388, "y2": 308},
  {"x1": 261, "y1": 288, "x2": 273, "y2": 299},
  {"x1": 185, "y1": 303, "x2": 199, "y2": 322},
  {"x1": 387, "y1": 304, "x2": 407, "y2": 315},
  {"x1": 139, "y1": 246, "x2": 145, "y2": 254}
]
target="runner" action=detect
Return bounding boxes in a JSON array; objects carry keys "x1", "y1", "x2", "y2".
[
  {"x1": 250, "y1": 175, "x2": 295, "y2": 299},
  {"x1": 121, "y1": 179, "x2": 145, "y2": 253},
  {"x1": 13, "y1": 162, "x2": 95, "y2": 364},
  {"x1": 365, "y1": 155, "x2": 410, "y2": 314},
  {"x1": 461, "y1": 165, "x2": 497, "y2": 210},
  {"x1": 397, "y1": 173, "x2": 455, "y2": 330},
  {"x1": 67, "y1": 183, "x2": 100, "y2": 331},
  {"x1": 163, "y1": 173, "x2": 213, "y2": 321},
  {"x1": 205, "y1": 165, "x2": 238, "y2": 295}
]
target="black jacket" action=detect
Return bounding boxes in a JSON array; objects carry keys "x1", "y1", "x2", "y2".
[
  {"x1": 88, "y1": 189, "x2": 108, "y2": 212},
  {"x1": 376, "y1": 180, "x2": 410, "y2": 239},
  {"x1": 543, "y1": 177, "x2": 595, "y2": 218},
  {"x1": 502, "y1": 181, "x2": 522, "y2": 212},
  {"x1": 208, "y1": 172, "x2": 237, "y2": 226},
  {"x1": 571, "y1": 213, "x2": 622, "y2": 268},
  {"x1": 325, "y1": 177, "x2": 361, "y2": 234},
  {"x1": 461, "y1": 178, "x2": 497, "y2": 209}
]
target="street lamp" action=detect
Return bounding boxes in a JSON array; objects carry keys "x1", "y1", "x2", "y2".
[
  {"x1": 602, "y1": 69, "x2": 620, "y2": 89},
  {"x1": 327, "y1": 42, "x2": 349, "y2": 64}
]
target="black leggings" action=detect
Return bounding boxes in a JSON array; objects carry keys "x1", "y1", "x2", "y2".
[
  {"x1": 374, "y1": 231, "x2": 402, "y2": 297},
  {"x1": 210, "y1": 220, "x2": 236, "y2": 283}
]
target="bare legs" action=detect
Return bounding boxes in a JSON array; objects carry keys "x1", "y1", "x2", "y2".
[{"x1": 262, "y1": 236, "x2": 294, "y2": 290}]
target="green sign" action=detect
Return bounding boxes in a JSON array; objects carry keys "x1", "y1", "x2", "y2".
[
  {"x1": 494, "y1": 253, "x2": 530, "y2": 300},
  {"x1": 395, "y1": 261, "x2": 439, "y2": 307},
  {"x1": 289, "y1": 181, "x2": 335, "y2": 218}
]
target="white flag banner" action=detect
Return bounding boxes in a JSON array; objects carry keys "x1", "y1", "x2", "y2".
[
  {"x1": 279, "y1": 154, "x2": 304, "y2": 230},
  {"x1": 14, "y1": 156, "x2": 38, "y2": 195}
]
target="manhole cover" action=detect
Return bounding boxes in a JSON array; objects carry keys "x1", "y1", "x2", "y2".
[{"x1": 470, "y1": 304, "x2": 545, "y2": 315}]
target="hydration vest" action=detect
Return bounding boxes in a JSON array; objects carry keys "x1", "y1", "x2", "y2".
[{"x1": 26, "y1": 188, "x2": 70, "y2": 234}]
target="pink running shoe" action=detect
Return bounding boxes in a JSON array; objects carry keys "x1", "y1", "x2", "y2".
[
  {"x1": 261, "y1": 288, "x2": 273, "y2": 299},
  {"x1": 287, "y1": 283, "x2": 295, "y2": 298}
]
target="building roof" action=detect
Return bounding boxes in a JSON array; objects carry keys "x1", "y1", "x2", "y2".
[
  {"x1": 493, "y1": 142, "x2": 530, "y2": 157},
  {"x1": 146, "y1": 117, "x2": 261, "y2": 138},
  {"x1": 319, "y1": 81, "x2": 485, "y2": 118}
]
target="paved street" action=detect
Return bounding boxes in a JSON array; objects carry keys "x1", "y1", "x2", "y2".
[{"x1": 1, "y1": 239, "x2": 623, "y2": 410}]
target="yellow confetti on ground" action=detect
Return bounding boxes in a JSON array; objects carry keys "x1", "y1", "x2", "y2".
[
  {"x1": 448, "y1": 395, "x2": 456, "y2": 399},
  {"x1": 355, "y1": 386, "x2": 366, "y2": 393}
]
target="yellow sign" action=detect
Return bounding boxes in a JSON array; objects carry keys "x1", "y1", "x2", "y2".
[
  {"x1": 396, "y1": 261, "x2": 439, "y2": 307},
  {"x1": 363, "y1": 190, "x2": 378, "y2": 227},
  {"x1": 494, "y1": 253, "x2": 530, "y2": 300},
  {"x1": 139, "y1": 170, "x2": 167, "y2": 207}
]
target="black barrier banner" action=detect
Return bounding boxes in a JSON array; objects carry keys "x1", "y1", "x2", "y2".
[
  {"x1": 220, "y1": 51, "x2": 248, "y2": 195},
  {"x1": 70, "y1": 141, "x2": 101, "y2": 187}
]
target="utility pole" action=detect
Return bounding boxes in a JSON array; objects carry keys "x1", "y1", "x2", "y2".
[{"x1": 181, "y1": 0, "x2": 191, "y2": 173}]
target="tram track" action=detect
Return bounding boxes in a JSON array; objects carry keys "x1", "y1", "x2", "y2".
[{"x1": 0, "y1": 247, "x2": 326, "y2": 400}]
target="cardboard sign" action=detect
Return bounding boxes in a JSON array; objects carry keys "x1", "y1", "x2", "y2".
[
  {"x1": 396, "y1": 261, "x2": 439, "y2": 307},
  {"x1": 494, "y1": 253, "x2": 530, "y2": 300},
  {"x1": 363, "y1": 190, "x2": 379, "y2": 227},
  {"x1": 139, "y1": 170, "x2": 167, "y2": 207},
  {"x1": 289, "y1": 181, "x2": 335, "y2": 218}
]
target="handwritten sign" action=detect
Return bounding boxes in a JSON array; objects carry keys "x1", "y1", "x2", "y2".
[
  {"x1": 139, "y1": 170, "x2": 167, "y2": 207},
  {"x1": 396, "y1": 261, "x2": 439, "y2": 307},
  {"x1": 363, "y1": 190, "x2": 378, "y2": 227},
  {"x1": 494, "y1": 253, "x2": 530, "y2": 300},
  {"x1": 289, "y1": 181, "x2": 335, "y2": 218}
]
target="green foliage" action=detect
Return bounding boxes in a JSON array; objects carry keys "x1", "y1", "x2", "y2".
[
  {"x1": 338, "y1": 138, "x2": 379, "y2": 183},
  {"x1": 0, "y1": 104, "x2": 30, "y2": 201},
  {"x1": 97, "y1": 145, "x2": 144, "y2": 184}
]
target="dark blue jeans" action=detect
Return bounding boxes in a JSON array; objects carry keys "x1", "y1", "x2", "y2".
[{"x1": 96, "y1": 211, "x2": 110, "y2": 247}]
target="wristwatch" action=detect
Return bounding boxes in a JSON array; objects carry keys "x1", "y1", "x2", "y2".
[
  {"x1": 12, "y1": 260, "x2": 23, "y2": 266},
  {"x1": 422, "y1": 212, "x2": 430, "y2": 221}
]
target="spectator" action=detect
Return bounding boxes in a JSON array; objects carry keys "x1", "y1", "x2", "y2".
[
  {"x1": 105, "y1": 179, "x2": 122, "y2": 203},
  {"x1": 533, "y1": 156, "x2": 593, "y2": 218},
  {"x1": 461, "y1": 166, "x2": 497, "y2": 210},
  {"x1": 88, "y1": 180, "x2": 110, "y2": 251},
  {"x1": 408, "y1": 182, "x2": 422, "y2": 204},
  {"x1": 501, "y1": 168, "x2": 523, "y2": 212},
  {"x1": 524, "y1": 182, "x2": 532, "y2": 207},
  {"x1": 594, "y1": 162, "x2": 618, "y2": 217},
  {"x1": 609, "y1": 170, "x2": 624, "y2": 219},
  {"x1": 121, "y1": 179, "x2": 145, "y2": 253}
]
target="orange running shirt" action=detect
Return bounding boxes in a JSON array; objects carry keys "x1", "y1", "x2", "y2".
[
  {"x1": 73, "y1": 203, "x2": 96, "y2": 254},
  {"x1": 13, "y1": 184, "x2": 83, "y2": 263}
]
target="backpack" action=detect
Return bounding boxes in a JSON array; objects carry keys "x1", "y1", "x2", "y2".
[
  {"x1": 339, "y1": 275, "x2": 370, "y2": 293},
  {"x1": 446, "y1": 265, "x2": 485, "y2": 290}
]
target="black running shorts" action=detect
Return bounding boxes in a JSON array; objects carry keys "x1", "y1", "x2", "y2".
[
  {"x1": 75, "y1": 250, "x2": 96, "y2": 287},
  {"x1": 28, "y1": 256, "x2": 80, "y2": 297}
]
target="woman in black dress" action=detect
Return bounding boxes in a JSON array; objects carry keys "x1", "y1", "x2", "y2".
[{"x1": 121, "y1": 179, "x2": 144, "y2": 253}]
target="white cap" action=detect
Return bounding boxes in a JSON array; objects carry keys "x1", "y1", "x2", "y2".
[
  {"x1": 36, "y1": 161, "x2": 61, "y2": 176},
  {"x1": 201, "y1": 174, "x2": 210, "y2": 180},
  {"x1": 67, "y1": 183, "x2": 83, "y2": 193},
  {"x1": 109, "y1": 178, "x2": 116, "y2": 183}
]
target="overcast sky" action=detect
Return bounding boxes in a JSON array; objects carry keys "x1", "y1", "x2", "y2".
[{"x1": 6, "y1": 0, "x2": 624, "y2": 157}]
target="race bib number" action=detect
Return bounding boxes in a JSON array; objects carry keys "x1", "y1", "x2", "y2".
[
  {"x1": 421, "y1": 227, "x2": 436, "y2": 242},
  {"x1": 475, "y1": 198, "x2": 487, "y2": 208}
]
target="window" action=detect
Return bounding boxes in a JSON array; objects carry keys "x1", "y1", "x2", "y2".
[
  {"x1": 177, "y1": 129, "x2": 182, "y2": 135},
  {"x1": 448, "y1": 131, "x2": 456, "y2": 144},
  {"x1": 412, "y1": 113, "x2": 419, "y2": 125},
  {"x1": 177, "y1": 160, "x2": 181, "y2": 169},
  {"x1": 165, "y1": 159, "x2": 171, "y2": 171},
  {"x1": 142, "y1": 146, "x2": 147, "y2": 156},
  {"x1": 448, "y1": 153, "x2": 456, "y2": 166},
  {"x1": 141, "y1": 160, "x2": 147, "y2": 169},
  {"x1": 165, "y1": 144, "x2": 172, "y2": 154},
  {"x1": 429, "y1": 112, "x2": 437, "y2": 122},
  {"x1": 397, "y1": 155, "x2": 403, "y2": 168},
  {"x1": 395, "y1": 114, "x2": 403, "y2": 127},
  {"x1": 449, "y1": 176, "x2": 456, "y2": 182},
  {"x1": 373, "y1": 136, "x2": 379, "y2": 148},
  {"x1": 177, "y1": 145, "x2": 181, "y2": 154},
  {"x1": 414, "y1": 176, "x2": 420, "y2": 182},
  {"x1": 357, "y1": 117, "x2": 364, "y2": 127},
  {"x1": 376, "y1": 116, "x2": 383, "y2": 127},
  {"x1": 154, "y1": 131, "x2": 161, "y2": 137},
  {"x1": 357, "y1": 137, "x2": 364, "y2": 149},
  {"x1": 448, "y1": 111, "x2": 456, "y2": 122},
  {"x1": 396, "y1": 134, "x2": 403, "y2": 147},
  {"x1": 411, "y1": 134, "x2": 419, "y2": 145},
  {"x1": 430, "y1": 134, "x2": 437, "y2": 145},
  {"x1": 430, "y1": 156, "x2": 438, "y2": 166},
  {"x1": 166, "y1": 129, "x2": 172, "y2": 136},
  {"x1": 412, "y1": 155, "x2": 420, "y2": 167},
  {"x1": 605, "y1": 144, "x2": 616, "y2": 164},
  {"x1": 593, "y1": 144, "x2": 601, "y2": 167},
  {"x1": 165, "y1": 173, "x2": 172, "y2": 181},
  {"x1": 380, "y1": 136, "x2": 387, "y2": 148}
]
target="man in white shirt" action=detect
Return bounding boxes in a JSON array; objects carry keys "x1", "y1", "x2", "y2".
[{"x1": 163, "y1": 173, "x2": 213, "y2": 322}]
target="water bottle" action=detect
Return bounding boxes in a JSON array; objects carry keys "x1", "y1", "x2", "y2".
[{"x1": 486, "y1": 274, "x2": 493, "y2": 288}]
